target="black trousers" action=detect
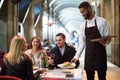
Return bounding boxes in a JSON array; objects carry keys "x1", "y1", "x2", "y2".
[{"x1": 85, "y1": 69, "x2": 106, "y2": 80}]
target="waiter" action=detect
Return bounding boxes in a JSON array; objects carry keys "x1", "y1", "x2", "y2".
[{"x1": 71, "y1": 1, "x2": 111, "y2": 80}]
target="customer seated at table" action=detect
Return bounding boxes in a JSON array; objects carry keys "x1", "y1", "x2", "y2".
[
  {"x1": 43, "y1": 39, "x2": 53, "y2": 50},
  {"x1": 26, "y1": 36, "x2": 48, "y2": 72},
  {"x1": 49, "y1": 33, "x2": 79, "y2": 68},
  {"x1": 0, "y1": 35, "x2": 35, "y2": 80},
  {"x1": 42, "y1": 39, "x2": 53, "y2": 57}
]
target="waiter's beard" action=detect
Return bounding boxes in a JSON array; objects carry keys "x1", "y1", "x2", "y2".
[{"x1": 84, "y1": 11, "x2": 91, "y2": 19}]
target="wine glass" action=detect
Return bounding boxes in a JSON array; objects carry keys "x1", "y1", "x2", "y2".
[
  {"x1": 50, "y1": 54, "x2": 55, "y2": 59},
  {"x1": 48, "y1": 54, "x2": 55, "y2": 70}
]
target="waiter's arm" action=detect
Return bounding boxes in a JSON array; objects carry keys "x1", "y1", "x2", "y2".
[
  {"x1": 71, "y1": 23, "x2": 86, "y2": 63},
  {"x1": 97, "y1": 20, "x2": 111, "y2": 46}
]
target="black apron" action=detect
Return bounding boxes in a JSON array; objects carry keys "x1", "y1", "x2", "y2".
[{"x1": 85, "y1": 20, "x2": 107, "y2": 71}]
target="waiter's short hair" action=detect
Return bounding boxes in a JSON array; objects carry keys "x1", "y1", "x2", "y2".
[
  {"x1": 79, "y1": 2, "x2": 91, "y2": 9},
  {"x1": 56, "y1": 33, "x2": 66, "y2": 39}
]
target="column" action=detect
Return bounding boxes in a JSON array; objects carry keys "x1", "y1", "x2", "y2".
[
  {"x1": 101, "y1": 0, "x2": 106, "y2": 17},
  {"x1": 111, "y1": 0, "x2": 120, "y2": 66},
  {"x1": 7, "y1": 0, "x2": 16, "y2": 50},
  {"x1": 35, "y1": 12, "x2": 43, "y2": 39},
  {"x1": 23, "y1": 0, "x2": 35, "y2": 48}
]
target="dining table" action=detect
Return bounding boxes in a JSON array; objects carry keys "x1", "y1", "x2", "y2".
[{"x1": 41, "y1": 68, "x2": 83, "y2": 80}]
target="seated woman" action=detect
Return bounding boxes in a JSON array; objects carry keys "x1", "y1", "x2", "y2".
[
  {"x1": 0, "y1": 35, "x2": 35, "y2": 80},
  {"x1": 26, "y1": 36, "x2": 48, "y2": 73}
]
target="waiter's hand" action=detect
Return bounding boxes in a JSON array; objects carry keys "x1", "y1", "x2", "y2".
[
  {"x1": 71, "y1": 58, "x2": 78, "y2": 63},
  {"x1": 97, "y1": 38, "x2": 111, "y2": 46}
]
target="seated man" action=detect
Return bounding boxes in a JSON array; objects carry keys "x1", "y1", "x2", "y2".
[{"x1": 49, "y1": 33, "x2": 79, "y2": 68}]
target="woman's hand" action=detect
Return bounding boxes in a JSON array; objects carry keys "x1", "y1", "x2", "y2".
[
  {"x1": 39, "y1": 68, "x2": 46, "y2": 73},
  {"x1": 48, "y1": 57, "x2": 54, "y2": 64}
]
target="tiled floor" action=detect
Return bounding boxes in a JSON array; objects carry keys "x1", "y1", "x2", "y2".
[{"x1": 79, "y1": 54, "x2": 120, "y2": 80}]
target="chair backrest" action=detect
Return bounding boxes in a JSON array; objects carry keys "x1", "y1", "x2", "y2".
[
  {"x1": 0, "y1": 76, "x2": 22, "y2": 80},
  {"x1": 0, "y1": 51, "x2": 5, "y2": 67}
]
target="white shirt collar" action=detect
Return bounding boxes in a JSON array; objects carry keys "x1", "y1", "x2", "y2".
[{"x1": 86, "y1": 15, "x2": 96, "y2": 22}]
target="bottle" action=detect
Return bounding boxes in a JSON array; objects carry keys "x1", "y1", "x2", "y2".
[{"x1": 41, "y1": 56, "x2": 46, "y2": 68}]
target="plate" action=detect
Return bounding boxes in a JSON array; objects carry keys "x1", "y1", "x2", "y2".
[{"x1": 57, "y1": 62, "x2": 76, "y2": 69}]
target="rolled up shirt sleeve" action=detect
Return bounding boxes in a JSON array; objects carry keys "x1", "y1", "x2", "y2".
[{"x1": 98, "y1": 17, "x2": 111, "y2": 37}]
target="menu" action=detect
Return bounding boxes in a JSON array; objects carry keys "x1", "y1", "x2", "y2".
[{"x1": 90, "y1": 35, "x2": 117, "y2": 42}]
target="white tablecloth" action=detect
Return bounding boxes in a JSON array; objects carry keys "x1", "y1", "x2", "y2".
[{"x1": 41, "y1": 68, "x2": 83, "y2": 80}]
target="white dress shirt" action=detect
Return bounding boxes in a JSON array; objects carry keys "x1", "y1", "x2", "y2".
[
  {"x1": 74, "y1": 16, "x2": 111, "y2": 60},
  {"x1": 59, "y1": 46, "x2": 65, "y2": 56}
]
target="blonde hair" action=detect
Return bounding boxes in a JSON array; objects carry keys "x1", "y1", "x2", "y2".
[{"x1": 5, "y1": 35, "x2": 26, "y2": 64}]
